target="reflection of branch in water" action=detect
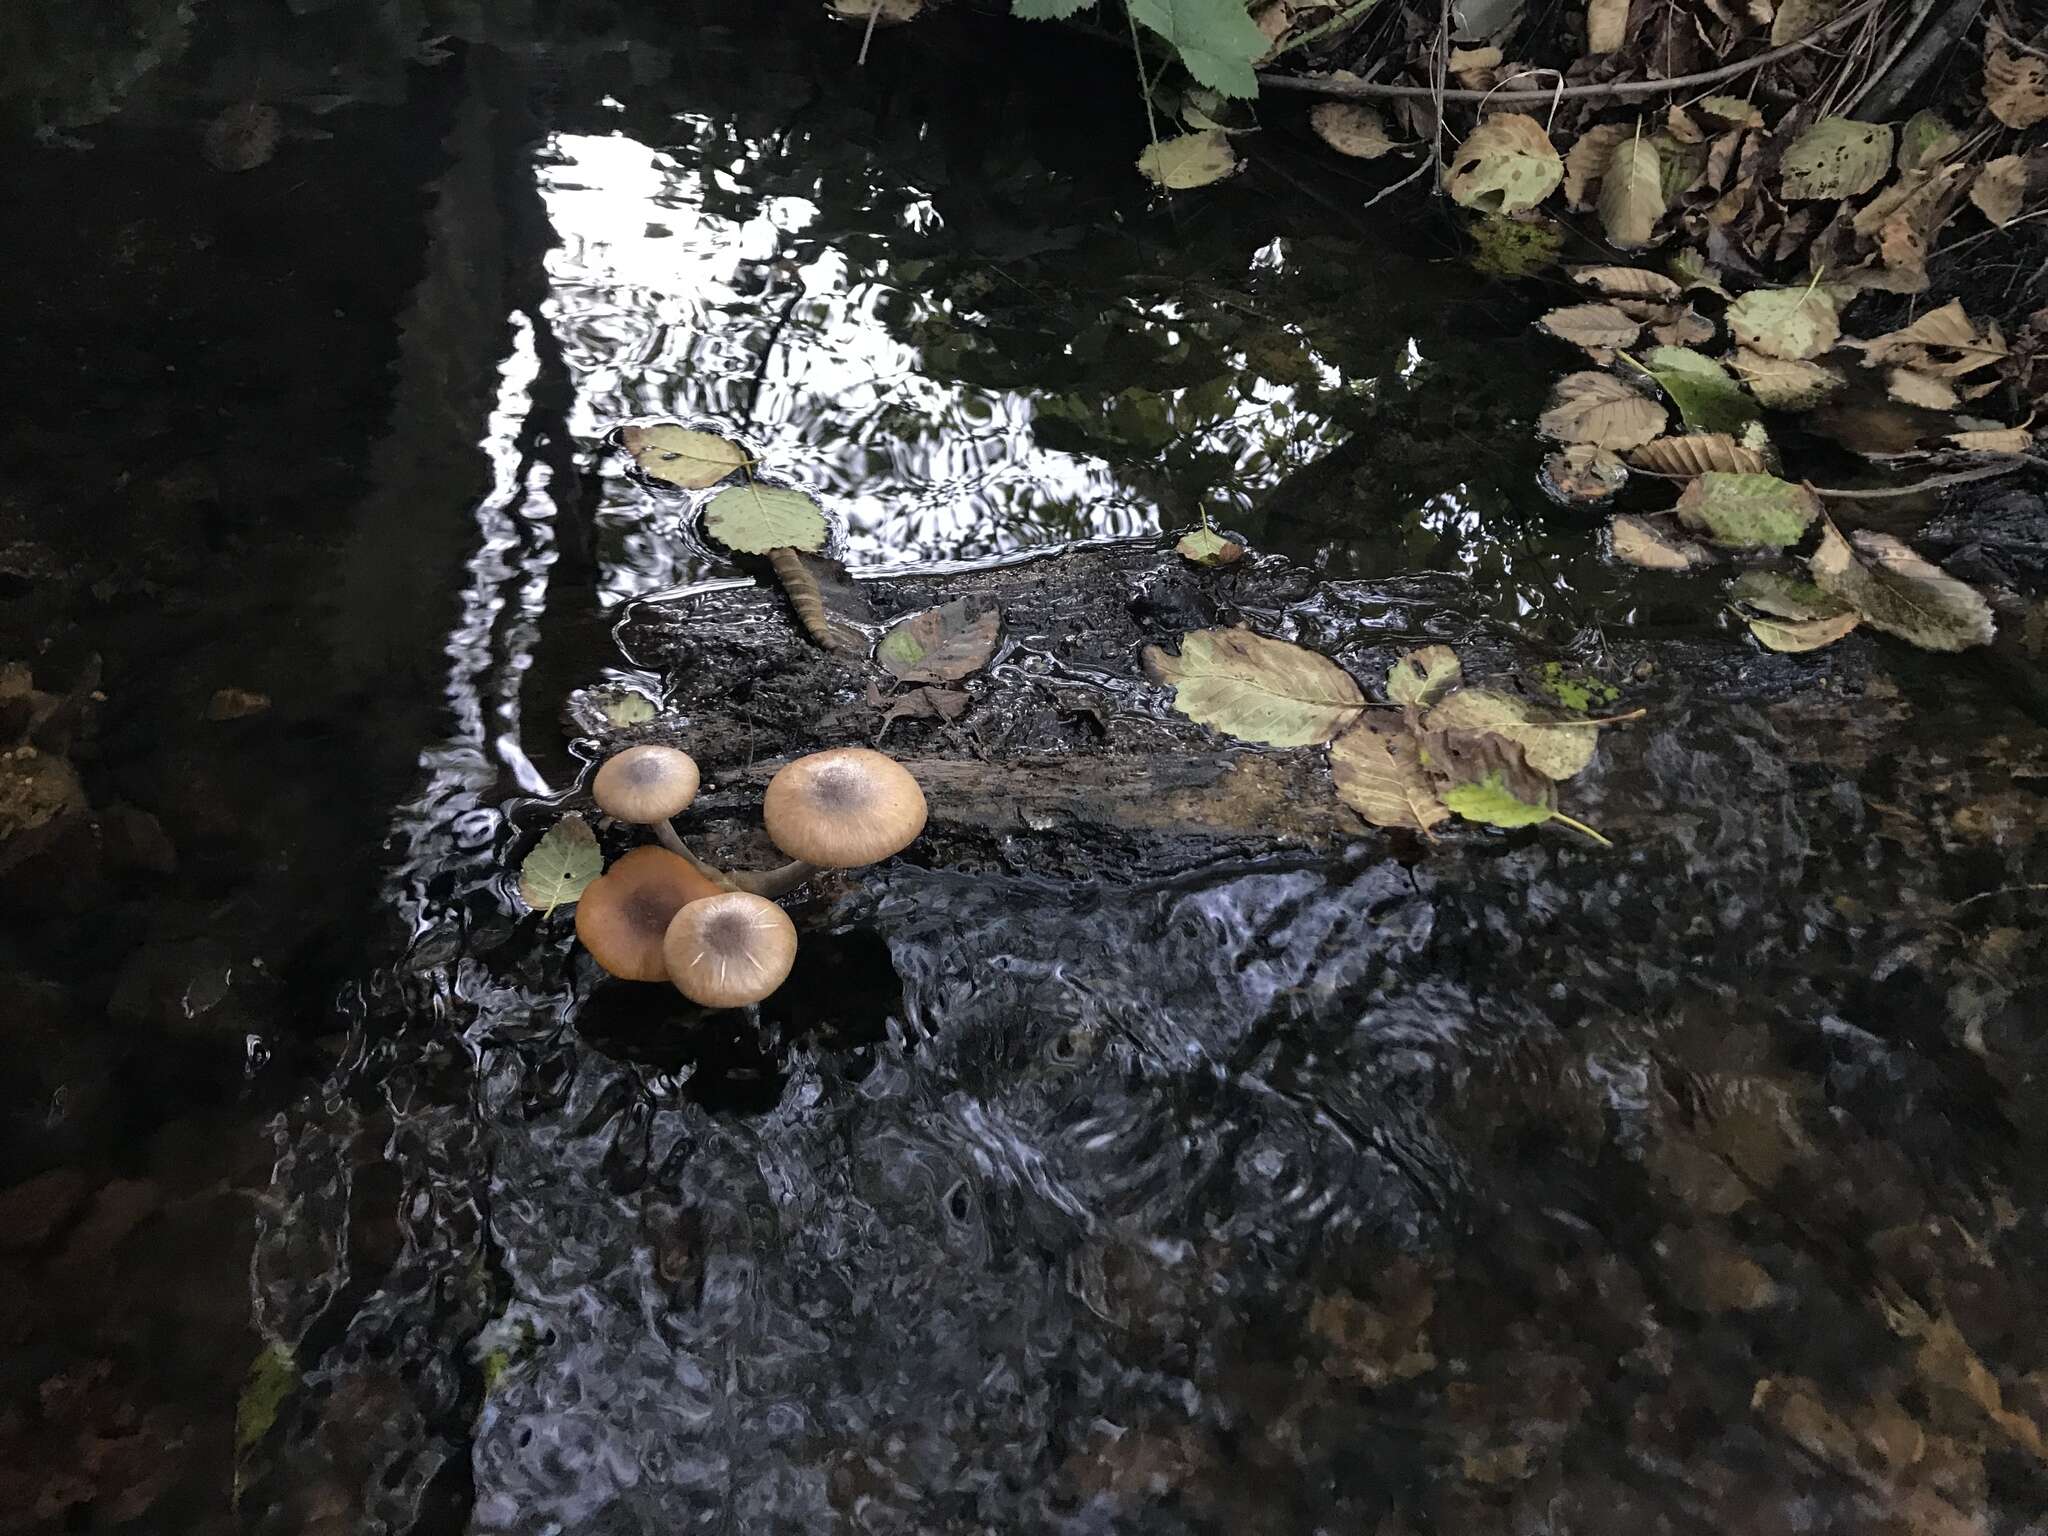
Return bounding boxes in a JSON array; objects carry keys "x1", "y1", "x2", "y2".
[{"x1": 741, "y1": 258, "x2": 807, "y2": 432}]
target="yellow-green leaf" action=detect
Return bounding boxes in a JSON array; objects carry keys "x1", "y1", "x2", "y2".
[
  {"x1": 1446, "y1": 113, "x2": 1563, "y2": 214},
  {"x1": 1137, "y1": 130, "x2": 1238, "y2": 189},
  {"x1": 1599, "y1": 135, "x2": 1667, "y2": 248},
  {"x1": 1726, "y1": 287, "x2": 1840, "y2": 361},
  {"x1": 1141, "y1": 626, "x2": 1365, "y2": 746},
  {"x1": 1175, "y1": 528, "x2": 1246, "y2": 566},
  {"x1": 1674, "y1": 472, "x2": 1819, "y2": 548},
  {"x1": 519, "y1": 815, "x2": 602, "y2": 914},
  {"x1": 701, "y1": 483, "x2": 831, "y2": 554},
  {"x1": 1309, "y1": 103, "x2": 1397, "y2": 160},
  {"x1": 619, "y1": 424, "x2": 749, "y2": 489},
  {"x1": 1780, "y1": 118, "x2": 1893, "y2": 200},
  {"x1": 1642, "y1": 345, "x2": 1759, "y2": 434},
  {"x1": 1423, "y1": 690, "x2": 1602, "y2": 781},
  {"x1": 1387, "y1": 645, "x2": 1462, "y2": 708},
  {"x1": 1809, "y1": 524, "x2": 1995, "y2": 652}
]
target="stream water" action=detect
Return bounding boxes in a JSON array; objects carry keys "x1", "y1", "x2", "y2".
[{"x1": 4, "y1": 3, "x2": 2047, "y2": 1534}]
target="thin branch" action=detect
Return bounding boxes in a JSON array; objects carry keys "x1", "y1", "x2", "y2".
[
  {"x1": 1270, "y1": 0, "x2": 1389, "y2": 59},
  {"x1": 1357, "y1": 155, "x2": 1433, "y2": 210},
  {"x1": 856, "y1": 0, "x2": 884, "y2": 67},
  {"x1": 1810, "y1": 458, "x2": 2033, "y2": 499},
  {"x1": 1258, "y1": 0, "x2": 1885, "y2": 102}
]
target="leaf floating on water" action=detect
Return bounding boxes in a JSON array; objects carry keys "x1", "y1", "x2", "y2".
[
  {"x1": 1466, "y1": 214, "x2": 1564, "y2": 277},
  {"x1": 594, "y1": 686, "x2": 658, "y2": 727},
  {"x1": 1745, "y1": 610, "x2": 1860, "y2": 652},
  {"x1": 1848, "y1": 299, "x2": 2006, "y2": 376},
  {"x1": 1728, "y1": 571, "x2": 1851, "y2": 622},
  {"x1": 1387, "y1": 645, "x2": 1463, "y2": 708},
  {"x1": 1539, "y1": 371, "x2": 1666, "y2": 450},
  {"x1": 1629, "y1": 433, "x2": 1769, "y2": 477},
  {"x1": 1137, "y1": 130, "x2": 1237, "y2": 189},
  {"x1": 1141, "y1": 626, "x2": 1364, "y2": 746},
  {"x1": 1609, "y1": 513, "x2": 1711, "y2": 570},
  {"x1": 1424, "y1": 731, "x2": 1612, "y2": 845},
  {"x1": 1423, "y1": 689, "x2": 1601, "y2": 781},
  {"x1": 1175, "y1": 527, "x2": 1246, "y2": 566},
  {"x1": 1675, "y1": 472, "x2": 1819, "y2": 548},
  {"x1": 701, "y1": 483, "x2": 831, "y2": 555},
  {"x1": 1642, "y1": 346, "x2": 1759, "y2": 434},
  {"x1": 1729, "y1": 348, "x2": 1845, "y2": 410},
  {"x1": 1598, "y1": 135, "x2": 1667, "y2": 249},
  {"x1": 1542, "y1": 444, "x2": 1629, "y2": 503},
  {"x1": 1571, "y1": 265, "x2": 1680, "y2": 299},
  {"x1": 1330, "y1": 716, "x2": 1449, "y2": 834},
  {"x1": 1727, "y1": 287, "x2": 1840, "y2": 361},
  {"x1": 1309, "y1": 103, "x2": 1398, "y2": 159},
  {"x1": 519, "y1": 815, "x2": 602, "y2": 915},
  {"x1": 1538, "y1": 302, "x2": 1640, "y2": 355},
  {"x1": 619, "y1": 424, "x2": 749, "y2": 489},
  {"x1": 1810, "y1": 523, "x2": 1995, "y2": 652},
  {"x1": 1779, "y1": 118, "x2": 1893, "y2": 200},
  {"x1": 1445, "y1": 113, "x2": 1563, "y2": 214},
  {"x1": 878, "y1": 597, "x2": 1002, "y2": 683}
]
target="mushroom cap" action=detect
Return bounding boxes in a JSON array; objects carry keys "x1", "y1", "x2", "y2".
[
  {"x1": 594, "y1": 745, "x2": 700, "y2": 825},
  {"x1": 663, "y1": 891, "x2": 798, "y2": 1008},
  {"x1": 761, "y1": 747, "x2": 927, "y2": 869},
  {"x1": 574, "y1": 846, "x2": 723, "y2": 981}
]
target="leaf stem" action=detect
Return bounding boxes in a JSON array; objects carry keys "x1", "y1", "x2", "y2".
[{"x1": 1548, "y1": 810, "x2": 1614, "y2": 847}]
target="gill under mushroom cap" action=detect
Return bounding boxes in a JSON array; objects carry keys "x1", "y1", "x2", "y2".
[
  {"x1": 663, "y1": 891, "x2": 799, "y2": 1009},
  {"x1": 761, "y1": 747, "x2": 926, "y2": 869},
  {"x1": 574, "y1": 845, "x2": 723, "y2": 982},
  {"x1": 594, "y1": 744, "x2": 700, "y2": 825}
]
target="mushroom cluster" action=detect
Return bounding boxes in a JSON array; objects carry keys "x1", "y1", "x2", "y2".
[{"x1": 572, "y1": 744, "x2": 925, "y2": 1008}]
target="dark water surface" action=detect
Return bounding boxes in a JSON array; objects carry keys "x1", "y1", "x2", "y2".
[{"x1": 4, "y1": 3, "x2": 2047, "y2": 1534}]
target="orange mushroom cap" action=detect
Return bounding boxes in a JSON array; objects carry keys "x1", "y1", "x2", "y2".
[
  {"x1": 574, "y1": 846, "x2": 723, "y2": 981},
  {"x1": 761, "y1": 747, "x2": 926, "y2": 869},
  {"x1": 663, "y1": 891, "x2": 799, "y2": 1008},
  {"x1": 594, "y1": 744, "x2": 700, "y2": 826}
]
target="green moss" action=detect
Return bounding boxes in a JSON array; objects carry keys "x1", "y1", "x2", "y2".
[
  {"x1": 234, "y1": 1343, "x2": 296, "y2": 1454},
  {"x1": 1535, "y1": 661, "x2": 1619, "y2": 714}
]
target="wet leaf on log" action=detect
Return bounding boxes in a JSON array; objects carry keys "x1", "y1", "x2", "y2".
[
  {"x1": 1446, "y1": 113, "x2": 1563, "y2": 214},
  {"x1": 1309, "y1": 103, "x2": 1397, "y2": 159},
  {"x1": 1779, "y1": 118, "x2": 1892, "y2": 200},
  {"x1": 1175, "y1": 527, "x2": 1246, "y2": 565},
  {"x1": 1423, "y1": 730, "x2": 1611, "y2": 844},
  {"x1": 1599, "y1": 135, "x2": 1667, "y2": 249},
  {"x1": 1423, "y1": 690, "x2": 1601, "y2": 780},
  {"x1": 701, "y1": 483, "x2": 830, "y2": 554},
  {"x1": 1387, "y1": 645, "x2": 1462, "y2": 708},
  {"x1": 1142, "y1": 626, "x2": 1365, "y2": 746},
  {"x1": 1539, "y1": 371, "x2": 1665, "y2": 449},
  {"x1": 620, "y1": 424, "x2": 749, "y2": 489},
  {"x1": 1675, "y1": 472, "x2": 1819, "y2": 548},
  {"x1": 1810, "y1": 524, "x2": 1995, "y2": 651},
  {"x1": 1330, "y1": 716, "x2": 1449, "y2": 834},
  {"x1": 1727, "y1": 287, "x2": 1840, "y2": 360},
  {"x1": 519, "y1": 815, "x2": 602, "y2": 914},
  {"x1": 1643, "y1": 346, "x2": 1759, "y2": 434},
  {"x1": 1609, "y1": 513, "x2": 1710, "y2": 569},
  {"x1": 1138, "y1": 131, "x2": 1237, "y2": 189},
  {"x1": 878, "y1": 597, "x2": 1002, "y2": 682}
]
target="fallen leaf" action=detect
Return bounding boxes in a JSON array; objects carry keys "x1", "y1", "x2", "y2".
[
  {"x1": 1695, "y1": 95, "x2": 1764, "y2": 129},
  {"x1": 1176, "y1": 527, "x2": 1246, "y2": 565},
  {"x1": 1629, "y1": 433, "x2": 1769, "y2": 476},
  {"x1": 1665, "y1": 247, "x2": 1729, "y2": 296},
  {"x1": 1986, "y1": 26, "x2": 2048, "y2": 129},
  {"x1": 1810, "y1": 523, "x2": 1995, "y2": 651},
  {"x1": 1386, "y1": 645, "x2": 1463, "y2": 707},
  {"x1": 1779, "y1": 118, "x2": 1893, "y2": 200},
  {"x1": 1675, "y1": 472, "x2": 1820, "y2": 547},
  {"x1": 1609, "y1": 513, "x2": 1711, "y2": 569},
  {"x1": 1330, "y1": 716, "x2": 1449, "y2": 834},
  {"x1": 878, "y1": 597, "x2": 1002, "y2": 682},
  {"x1": 1768, "y1": 0, "x2": 1838, "y2": 44},
  {"x1": 701, "y1": 482, "x2": 830, "y2": 554},
  {"x1": 1564, "y1": 124, "x2": 1631, "y2": 209},
  {"x1": 1138, "y1": 131, "x2": 1238, "y2": 189},
  {"x1": 1309, "y1": 102, "x2": 1398, "y2": 159},
  {"x1": 1586, "y1": 0, "x2": 1630, "y2": 53},
  {"x1": 1643, "y1": 346, "x2": 1759, "y2": 434},
  {"x1": 519, "y1": 815, "x2": 602, "y2": 914},
  {"x1": 1970, "y1": 155, "x2": 2028, "y2": 227},
  {"x1": 1850, "y1": 299, "x2": 2007, "y2": 375},
  {"x1": 1897, "y1": 110, "x2": 1963, "y2": 171},
  {"x1": 1744, "y1": 610, "x2": 1859, "y2": 652},
  {"x1": 869, "y1": 680, "x2": 972, "y2": 728},
  {"x1": 1728, "y1": 571, "x2": 1853, "y2": 620},
  {"x1": 1729, "y1": 349, "x2": 1845, "y2": 409},
  {"x1": 1727, "y1": 286, "x2": 1840, "y2": 360},
  {"x1": 1449, "y1": 45, "x2": 1504, "y2": 77},
  {"x1": 1571, "y1": 265, "x2": 1680, "y2": 298},
  {"x1": 1423, "y1": 689, "x2": 1602, "y2": 780},
  {"x1": 619, "y1": 425, "x2": 749, "y2": 489},
  {"x1": 1599, "y1": 134, "x2": 1667, "y2": 248},
  {"x1": 1542, "y1": 444, "x2": 1629, "y2": 502},
  {"x1": 1539, "y1": 371, "x2": 1666, "y2": 449},
  {"x1": 205, "y1": 687, "x2": 270, "y2": 721},
  {"x1": 1446, "y1": 113, "x2": 1563, "y2": 214},
  {"x1": 1538, "y1": 302, "x2": 1640, "y2": 353},
  {"x1": 592, "y1": 686, "x2": 658, "y2": 726},
  {"x1": 1946, "y1": 425, "x2": 2032, "y2": 453},
  {"x1": 1466, "y1": 213, "x2": 1566, "y2": 276},
  {"x1": 202, "y1": 102, "x2": 281, "y2": 172},
  {"x1": 1142, "y1": 626, "x2": 1365, "y2": 745},
  {"x1": 1886, "y1": 368, "x2": 1959, "y2": 410},
  {"x1": 1650, "y1": 307, "x2": 1715, "y2": 347},
  {"x1": 1424, "y1": 730, "x2": 1611, "y2": 844},
  {"x1": 828, "y1": 0, "x2": 921, "y2": 18}
]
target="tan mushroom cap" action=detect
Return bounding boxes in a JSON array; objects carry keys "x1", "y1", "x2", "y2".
[
  {"x1": 594, "y1": 744, "x2": 700, "y2": 825},
  {"x1": 761, "y1": 747, "x2": 927, "y2": 869},
  {"x1": 575, "y1": 846, "x2": 723, "y2": 981},
  {"x1": 663, "y1": 891, "x2": 798, "y2": 1008}
]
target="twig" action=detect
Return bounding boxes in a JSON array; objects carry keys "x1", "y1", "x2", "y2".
[
  {"x1": 1953, "y1": 883, "x2": 2048, "y2": 910},
  {"x1": 1270, "y1": 0, "x2": 1389, "y2": 59},
  {"x1": 1127, "y1": 1, "x2": 1162, "y2": 162},
  {"x1": 1258, "y1": 0, "x2": 1884, "y2": 102},
  {"x1": 857, "y1": 0, "x2": 884, "y2": 67},
  {"x1": 1357, "y1": 154, "x2": 1433, "y2": 211},
  {"x1": 1810, "y1": 458, "x2": 2033, "y2": 499},
  {"x1": 1431, "y1": 0, "x2": 1449, "y2": 191}
]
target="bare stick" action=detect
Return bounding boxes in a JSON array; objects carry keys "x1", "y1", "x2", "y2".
[
  {"x1": 1270, "y1": 0, "x2": 1390, "y2": 59},
  {"x1": 857, "y1": 0, "x2": 884, "y2": 67},
  {"x1": 1811, "y1": 459, "x2": 2032, "y2": 500}
]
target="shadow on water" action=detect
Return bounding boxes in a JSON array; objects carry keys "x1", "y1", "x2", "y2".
[{"x1": 1, "y1": 1, "x2": 2046, "y2": 1533}]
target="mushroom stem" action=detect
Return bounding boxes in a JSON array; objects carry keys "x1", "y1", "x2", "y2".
[
  {"x1": 724, "y1": 860, "x2": 820, "y2": 900},
  {"x1": 649, "y1": 821, "x2": 740, "y2": 891}
]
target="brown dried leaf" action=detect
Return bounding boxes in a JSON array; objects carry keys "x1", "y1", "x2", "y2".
[
  {"x1": 1570, "y1": 265, "x2": 1680, "y2": 298},
  {"x1": 1651, "y1": 307, "x2": 1715, "y2": 347},
  {"x1": 1768, "y1": 0, "x2": 1839, "y2": 44},
  {"x1": 1309, "y1": 102, "x2": 1398, "y2": 160},
  {"x1": 1886, "y1": 369, "x2": 1959, "y2": 410},
  {"x1": 1970, "y1": 155, "x2": 2028, "y2": 227},
  {"x1": 1587, "y1": 0, "x2": 1630, "y2": 53},
  {"x1": 1600, "y1": 135, "x2": 1668, "y2": 249},
  {"x1": 1665, "y1": 106, "x2": 1704, "y2": 145},
  {"x1": 878, "y1": 597, "x2": 1002, "y2": 682},
  {"x1": 1987, "y1": 25, "x2": 2048, "y2": 129},
  {"x1": 1629, "y1": 434, "x2": 1769, "y2": 476},
  {"x1": 1542, "y1": 444, "x2": 1629, "y2": 502},
  {"x1": 1609, "y1": 513, "x2": 1711, "y2": 569},
  {"x1": 1564, "y1": 124, "x2": 1631, "y2": 210},
  {"x1": 1330, "y1": 717, "x2": 1450, "y2": 834},
  {"x1": 1946, "y1": 425, "x2": 2033, "y2": 453},
  {"x1": 1539, "y1": 371, "x2": 1667, "y2": 449},
  {"x1": 1852, "y1": 300, "x2": 2007, "y2": 375},
  {"x1": 1538, "y1": 302, "x2": 1640, "y2": 352}
]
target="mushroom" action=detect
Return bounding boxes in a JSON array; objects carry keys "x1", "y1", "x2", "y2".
[
  {"x1": 758, "y1": 747, "x2": 927, "y2": 890},
  {"x1": 591, "y1": 744, "x2": 731, "y2": 888},
  {"x1": 663, "y1": 891, "x2": 799, "y2": 1008},
  {"x1": 574, "y1": 846, "x2": 724, "y2": 981}
]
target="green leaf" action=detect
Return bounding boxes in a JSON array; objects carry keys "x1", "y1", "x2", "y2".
[
  {"x1": 1897, "y1": 110, "x2": 1963, "y2": 171},
  {"x1": 618, "y1": 424, "x2": 748, "y2": 489},
  {"x1": 1330, "y1": 717, "x2": 1449, "y2": 834},
  {"x1": 236, "y1": 1344, "x2": 297, "y2": 1454},
  {"x1": 1745, "y1": 610, "x2": 1859, "y2": 652},
  {"x1": 1598, "y1": 135, "x2": 1667, "y2": 248},
  {"x1": 1386, "y1": 645, "x2": 1463, "y2": 708},
  {"x1": 1423, "y1": 689, "x2": 1602, "y2": 780},
  {"x1": 1175, "y1": 528, "x2": 1246, "y2": 566},
  {"x1": 1137, "y1": 130, "x2": 1237, "y2": 189},
  {"x1": 1012, "y1": 0, "x2": 1094, "y2": 16},
  {"x1": 591, "y1": 685, "x2": 657, "y2": 727},
  {"x1": 1779, "y1": 118, "x2": 1893, "y2": 200},
  {"x1": 701, "y1": 483, "x2": 830, "y2": 555},
  {"x1": 1726, "y1": 287, "x2": 1840, "y2": 361},
  {"x1": 518, "y1": 815, "x2": 602, "y2": 915},
  {"x1": 1142, "y1": 626, "x2": 1365, "y2": 746},
  {"x1": 1423, "y1": 731, "x2": 1611, "y2": 845},
  {"x1": 1674, "y1": 472, "x2": 1819, "y2": 548},
  {"x1": 1641, "y1": 346, "x2": 1758, "y2": 434},
  {"x1": 1130, "y1": 0, "x2": 1270, "y2": 99},
  {"x1": 1809, "y1": 523, "x2": 1995, "y2": 651},
  {"x1": 878, "y1": 597, "x2": 1002, "y2": 682},
  {"x1": 1728, "y1": 571, "x2": 1851, "y2": 621},
  {"x1": 1445, "y1": 113, "x2": 1564, "y2": 214}
]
